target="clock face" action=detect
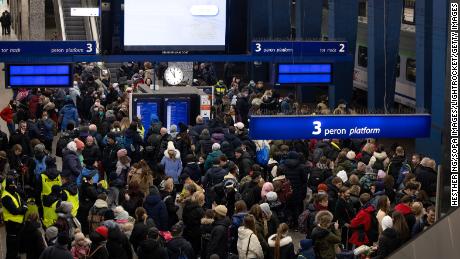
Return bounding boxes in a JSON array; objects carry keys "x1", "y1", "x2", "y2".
[{"x1": 164, "y1": 66, "x2": 184, "y2": 86}]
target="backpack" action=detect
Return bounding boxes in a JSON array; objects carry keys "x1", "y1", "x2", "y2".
[
  {"x1": 298, "y1": 209, "x2": 311, "y2": 234},
  {"x1": 256, "y1": 144, "x2": 269, "y2": 166},
  {"x1": 241, "y1": 183, "x2": 256, "y2": 208},
  {"x1": 372, "y1": 157, "x2": 385, "y2": 171},
  {"x1": 367, "y1": 211, "x2": 379, "y2": 243},
  {"x1": 308, "y1": 168, "x2": 325, "y2": 192},
  {"x1": 274, "y1": 178, "x2": 293, "y2": 203},
  {"x1": 56, "y1": 133, "x2": 72, "y2": 157},
  {"x1": 312, "y1": 148, "x2": 324, "y2": 163}
]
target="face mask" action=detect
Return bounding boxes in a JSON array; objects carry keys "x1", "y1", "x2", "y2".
[{"x1": 43, "y1": 116, "x2": 48, "y2": 120}]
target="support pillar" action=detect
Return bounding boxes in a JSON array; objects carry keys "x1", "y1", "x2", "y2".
[{"x1": 296, "y1": 0, "x2": 323, "y2": 39}]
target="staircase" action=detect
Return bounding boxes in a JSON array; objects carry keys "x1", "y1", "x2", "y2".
[
  {"x1": 62, "y1": 0, "x2": 87, "y2": 40},
  {"x1": 105, "y1": 63, "x2": 123, "y2": 84}
]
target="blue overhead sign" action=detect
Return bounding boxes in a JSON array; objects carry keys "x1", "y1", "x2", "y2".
[
  {"x1": 7, "y1": 64, "x2": 73, "y2": 87},
  {"x1": 0, "y1": 41, "x2": 96, "y2": 55},
  {"x1": 251, "y1": 41, "x2": 348, "y2": 56},
  {"x1": 277, "y1": 64, "x2": 333, "y2": 84},
  {"x1": 249, "y1": 114, "x2": 431, "y2": 140}
]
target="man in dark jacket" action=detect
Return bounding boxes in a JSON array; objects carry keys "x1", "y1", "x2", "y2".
[
  {"x1": 61, "y1": 141, "x2": 82, "y2": 181},
  {"x1": 182, "y1": 154, "x2": 202, "y2": 183},
  {"x1": 39, "y1": 232, "x2": 73, "y2": 259},
  {"x1": 9, "y1": 121, "x2": 32, "y2": 155},
  {"x1": 190, "y1": 115, "x2": 208, "y2": 144},
  {"x1": 37, "y1": 111, "x2": 56, "y2": 152},
  {"x1": 415, "y1": 158, "x2": 437, "y2": 197},
  {"x1": 236, "y1": 90, "x2": 250, "y2": 126},
  {"x1": 386, "y1": 146, "x2": 406, "y2": 187},
  {"x1": 203, "y1": 159, "x2": 227, "y2": 207},
  {"x1": 207, "y1": 205, "x2": 230, "y2": 259},
  {"x1": 235, "y1": 147, "x2": 253, "y2": 179},
  {"x1": 0, "y1": 126, "x2": 8, "y2": 151},
  {"x1": 143, "y1": 186, "x2": 168, "y2": 231},
  {"x1": 137, "y1": 227, "x2": 169, "y2": 259},
  {"x1": 106, "y1": 224, "x2": 133, "y2": 259},
  {"x1": 102, "y1": 133, "x2": 120, "y2": 175},
  {"x1": 167, "y1": 222, "x2": 195, "y2": 259},
  {"x1": 82, "y1": 135, "x2": 101, "y2": 162},
  {"x1": 280, "y1": 151, "x2": 309, "y2": 227},
  {"x1": 123, "y1": 122, "x2": 144, "y2": 163}
]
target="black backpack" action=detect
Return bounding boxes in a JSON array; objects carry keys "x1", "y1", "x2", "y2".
[
  {"x1": 308, "y1": 168, "x2": 326, "y2": 191},
  {"x1": 240, "y1": 183, "x2": 256, "y2": 208},
  {"x1": 372, "y1": 158, "x2": 385, "y2": 171},
  {"x1": 56, "y1": 133, "x2": 72, "y2": 157},
  {"x1": 367, "y1": 211, "x2": 380, "y2": 243}
]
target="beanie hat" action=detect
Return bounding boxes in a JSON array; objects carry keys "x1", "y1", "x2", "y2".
[
  {"x1": 260, "y1": 203, "x2": 272, "y2": 218},
  {"x1": 45, "y1": 226, "x2": 58, "y2": 240},
  {"x1": 337, "y1": 170, "x2": 348, "y2": 183},
  {"x1": 212, "y1": 143, "x2": 221, "y2": 151},
  {"x1": 67, "y1": 141, "x2": 77, "y2": 153},
  {"x1": 34, "y1": 143, "x2": 46, "y2": 153},
  {"x1": 59, "y1": 201, "x2": 73, "y2": 214},
  {"x1": 95, "y1": 226, "x2": 109, "y2": 239},
  {"x1": 377, "y1": 170, "x2": 386, "y2": 180},
  {"x1": 74, "y1": 138, "x2": 85, "y2": 150},
  {"x1": 266, "y1": 191, "x2": 278, "y2": 202},
  {"x1": 347, "y1": 151, "x2": 356, "y2": 160},
  {"x1": 166, "y1": 141, "x2": 176, "y2": 151},
  {"x1": 117, "y1": 149, "x2": 128, "y2": 158},
  {"x1": 381, "y1": 216, "x2": 393, "y2": 231},
  {"x1": 317, "y1": 183, "x2": 328, "y2": 193},
  {"x1": 214, "y1": 205, "x2": 228, "y2": 217},
  {"x1": 234, "y1": 122, "x2": 244, "y2": 130}
]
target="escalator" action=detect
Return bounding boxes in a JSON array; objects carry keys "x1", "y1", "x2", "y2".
[
  {"x1": 62, "y1": 0, "x2": 87, "y2": 40},
  {"x1": 388, "y1": 206, "x2": 460, "y2": 258}
]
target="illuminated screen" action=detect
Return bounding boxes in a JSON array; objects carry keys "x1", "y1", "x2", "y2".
[
  {"x1": 136, "y1": 100, "x2": 160, "y2": 138},
  {"x1": 8, "y1": 64, "x2": 72, "y2": 87},
  {"x1": 165, "y1": 99, "x2": 189, "y2": 130},
  {"x1": 277, "y1": 64, "x2": 333, "y2": 84}
]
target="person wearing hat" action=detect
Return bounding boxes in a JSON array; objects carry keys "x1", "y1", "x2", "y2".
[
  {"x1": 88, "y1": 226, "x2": 110, "y2": 259},
  {"x1": 167, "y1": 221, "x2": 195, "y2": 259},
  {"x1": 39, "y1": 232, "x2": 73, "y2": 259},
  {"x1": 2, "y1": 176, "x2": 27, "y2": 259},
  {"x1": 62, "y1": 141, "x2": 83, "y2": 181},
  {"x1": 373, "y1": 215, "x2": 401, "y2": 258},
  {"x1": 136, "y1": 227, "x2": 169, "y2": 259},
  {"x1": 206, "y1": 205, "x2": 230, "y2": 259},
  {"x1": 160, "y1": 141, "x2": 182, "y2": 185},
  {"x1": 204, "y1": 143, "x2": 224, "y2": 171},
  {"x1": 42, "y1": 185, "x2": 62, "y2": 228},
  {"x1": 102, "y1": 132, "x2": 121, "y2": 175}
]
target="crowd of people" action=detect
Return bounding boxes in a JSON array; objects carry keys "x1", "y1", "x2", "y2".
[{"x1": 0, "y1": 62, "x2": 438, "y2": 259}]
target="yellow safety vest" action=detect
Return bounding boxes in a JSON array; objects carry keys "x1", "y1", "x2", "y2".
[
  {"x1": 64, "y1": 190, "x2": 79, "y2": 217},
  {"x1": 41, "y1": 174, "x2": 61, "y2": 200},
  {"x1": 1, "y1": 190, "x2": 24, "y2": 224},
  {"x1": 42, "y1": 200, "x2": 58, "y2": 228}
]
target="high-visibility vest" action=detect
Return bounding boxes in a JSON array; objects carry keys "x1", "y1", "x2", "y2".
[
  {"x1": 42, "y1": 200, "x2": 58, "y2": 228},
  {"x1": 1, "y1": 190, "x2": 24, "y2": 224},
  {"x1": 64, "y1": 190, "x2": 79, "y2": 217},
  {"x1": 41, "y1": 174, "x2": 61, "y2": 200}
]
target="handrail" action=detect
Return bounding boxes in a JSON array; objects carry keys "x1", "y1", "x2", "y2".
[{"x1": 57, "y1": 0, "x2": 67, "y2": 40}]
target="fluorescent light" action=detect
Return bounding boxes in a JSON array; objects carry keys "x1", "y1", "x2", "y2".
[{"x1": 71, "y1": 8, "x2": 99, "y2": 17}]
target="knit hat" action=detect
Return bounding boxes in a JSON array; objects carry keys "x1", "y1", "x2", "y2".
[
  {"x1": 212, "y1": 143, "x2": 221, "y2": 151},
  {"x1": 115, "y1": 210, "x2": 130, "y2": 221},
  {"x1": 45, "y1": 226, "x2": 58, "y2": 241},
  {"x1": 234, "y1": 122, "x2": 245, "y2": 130},
  {"x1": 74, "y1": 138, "x2": 85, "y2": 151},
  {"x1": 265, "y1": 191, "x2": 277, "y2": 202},
  {"x1": 166, "y1": 141, "x2": 176, "y2": 151},
  {"x1": 34, "y1": 143, "x2": 46, "y2": 153},
  {"x1": 347, "y1": 151, "x2": 356, "y2": 160},
  {"x1": 67, "y1": 141, "x2": 77, "y2": 152},
  {"x1": 260, "y1": 203, "x2": 272, "y2": 218},
  {"x1": 95, "y1": 226, "x2": 109, "y2": 239},
  {"x1": 317, "y1": 183, "x2": 328, "y2": 193},
  {"x1": 377, "y1": 170, "x2": 386, "y2": 180},
  {"x1": 117, "y1": 149, "x2": 128, "y2": 158},
  {"x1": 214, "y1": 205, "x2": 228, "y2": 217},
  {"x1": 381, "y1": 216, "x2": 393, "y2": 231},
  {"x1": 337, "y1": 170, "x2": 348, "y2": 183}
]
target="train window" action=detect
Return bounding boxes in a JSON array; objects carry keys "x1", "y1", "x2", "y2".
[
  {"x1": 358, "y1": 46, "x2": 368, "y2": 68},
  {"x1": 403, "y1": 0, "x2": 416, "y2": 24},
  {"x1": 406, "y1": 58, "x2": 416, "y2": 82},
  {"x1": 358, "y1": 0, "x2": 367, "y2": 17},
  {"x1": 395, "y1": 55, "x2": 400, "y2": 78}
]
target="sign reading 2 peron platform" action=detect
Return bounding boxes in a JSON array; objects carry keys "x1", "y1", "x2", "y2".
[
  {"x1": 249, "y1": 114, "x2": 431, "y2": 140},
  {"x1": 251, "y1": 41, "x2": 348, "y2": 56},
  {"x1": 0, "y1": 41, "x2": 96, "y2": 55}
]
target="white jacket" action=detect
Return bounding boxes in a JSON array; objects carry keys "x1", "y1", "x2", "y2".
[{"x1": 237, "y1": 227, "x2": 264, "y2": 259}]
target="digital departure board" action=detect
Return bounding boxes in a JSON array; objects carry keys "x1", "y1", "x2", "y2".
[
  {"x1": 7, "y1": 64, "x2": 73, "y2": 88},
  {"x1": 277, "y1": 63, "x2": 333, "y2": 84},
  {"x1": 165, "y1": 98, "x2": 190, "y2": 130}
]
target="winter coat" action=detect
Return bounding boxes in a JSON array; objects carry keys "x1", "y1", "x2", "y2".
[
  {"x1": 221, "y1": 141, "x2": 236, "y2": 160},
  {"x1": 386, "y1": 156, "x2": 406, "y2": 182},
  {"x1": 369, "y1": 151, "x2": 390, "y2": 170},
  {"x1": 102, "y1": 143, "x2": 120, "y2": 174},
  {"x1": 207, "y1": 217, "x2": 231, "y2": 259},
  {"x1": 358, "y1": 151, "x2": 373, "y2": 165},
  {"x1": 9, "y1": 130, "x2": 32, "y2": 155},
  {"x1": 82, "y1": 144, "x2": 101, "y2": 162},
  {"x1": 88, "y1": 232, "x2": 109, "y2": 259},
  {"x1": 394, "y1": 203, "x2": 416, "y2": 232},
  {"x1": 411, "y1": 214, "x2": 433, "y2": 237},
  {"x1": 182, "y1": 200, "x2": 205, "y2": 252},
  {"x1": 0, "y1": 106, "x2": 13, "y2": 123},
  {"x1": 349, "y1": 204, "x2": 376, "y2": 246},
  {"x1": 37, "y1": 118, "x2": 56, "y2": 142},
  {"x1": 88, "y1": 199, "x2": 109, "y2": 232},
  {"x1": 415, "y1": 166, "x2": 437, "y2": 197},
  {"x1": 160, "y1": 190, "x2": 179, "y2": 229},
  {"x1": 268, "y1": 234, "x2": 296, "y2": 259},
  {"x1": 203, "y1": 166, "x2": 227, "y2": 189},
  {"x1": 310, "y1": 227, "x2": 341, "y2": 259},
  {"x1": 123, "y1": 128, "x2": 144, "y2": 162},
  {"x1": 106, "y1": 226, "x2": 133, "y2": 259},
  {"x1": 200, "y1": 218, "x2": 214, "y2": 258},
  {"x1": 230, "y1": 212, "x2": 248, "y2": 253},
  {"x1": 281, "y1": 152, "x2": 309, "y2": 201},
  {"x1": 297, "y1": 239, "x2": 316, "y2": 259},
  {"x1": 39, "y1": 244, "x2": 73, "y2": 259},
  {"x1": 372, "y1": 228, "x2": 401, "y2": 259},
  {"x1": 197, "y1": 131, "x2": 213, "y2": 156},
  {"x1": 137, "y1": 238, "x2": 169, "y2": 259},
  {"x1": 19, "y1": 221, "x2": 46, "y2": 259},
  {"x1": 62, "y1": 148, "x2": 83, "y2": 180},
  {"x1": 236, "y1": 151, "x2": 254, "y2": 178},
  {"x1": 0, "y1": 130, "x2": 8, "y2": 152},
  {"x1": 167, "y1": 237, "x2": 196, "y2": 259},
  {"x1": 211, "y1": 132, "x2": 225, "y2": 144},
  {"x1": 130, "y1": 219, "x2": 156, "y2": 252},
  {"x1": 121, "y1": 190, "x2": 144, "y2": 216},
  {"x1": 59, "y1": 103, "x2": 79, "y2": 130},
  {"x1": 161, "y1": 151, "x2": 183, "y2": 184},
  {"x1": 182, "y1": 162, "x2": 202, "y2": 183},
  {"x1": 224, "y1": 132, "x2": 242, "y2": 150},
  {"x1": 237, "y1": 227, "x2": 264, "y2": 259},
  {"x1": 204, "y1": 150, "x2": 224, "y2": 171},
  {"x1": 333, "y1": 198, "x2": 356, "y2": 227},
  {"x1": 77, "y1": 166, "x2": 99, "y2": 187},
  {"x1": 143, "y1": 194, "x2": 168, "y2": 231}
]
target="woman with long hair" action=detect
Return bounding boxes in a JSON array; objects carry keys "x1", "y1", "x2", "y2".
[
  {"x1": 127, "y1": 160, "x2": 153, "y2": 197},
  {"x1": 237, "y1": 214, "x2": 264, "y2": 259},
  {"x1": 268, "y1": 223, "x2": 295, "y2": 259},
  {"x1": 392, "y1": 211, "x2": 411, "y2": 242},
  {"x1": 249, "y1": 204, "x2": 269, "y2": 257},
  {"x1": 376, "y1": 195, "x2": 391, "y2": 233}
]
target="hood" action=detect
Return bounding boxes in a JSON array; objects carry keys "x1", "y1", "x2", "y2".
[
  {"x1": 45, "y1": 167, "x2": 60, "y2": 180},
  {"x1": 138, "y1": 239, "x2": 161, "y2": 254},
  {"x1": 145, "y1": 194, "x2": 162, "y2": 206},
  {"x1": 163, "y1": 149, "x2": 181, "y2": 159},
  {"x1": 94, "y1": 199, "x2": 108, "y2": 209},
  {"x1": 214, "y1": 217, "x2": 231, "y2": 228},
  {"x1": 382, "y1": 227, "x2": 398, "y2": 239},
  {"x1": 362, "y1": 203, "x2": 376, "y2": 213},
  {"x1": 373, "y1": 151, "x2": 388, "y2": 160},
  {"x1": 311, "y1": 227, "x2": 330, "y2": 239},
  {"x1": 268, "y1": 234, "x2": 293, "y2": 248},
  {"x1": 238, "y1": 227, "x2": 255, "y2": 240},
  {"x1": 395, "y1": 203, "x2": 412, "y2": 215},
  {"x1": 284, "y1": 157, "x2": 300, "y2": 168},
  {"x1": 62, "y1": 182, "x2": 78, "y2": 195},
  {"x1": 300, "y1": 239, "x2": 314, "y2": 250},
  {"x1": 61, "y1": 104, "x2": 76, "y2": 112}
]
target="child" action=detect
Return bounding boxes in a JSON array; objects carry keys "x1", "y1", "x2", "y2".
[
  {"x1": 297, "y1": 239, "x2": 316, "y2": 259},
  {"x1": 201, "y1": 209, "x2": 215, "y2": 259},
  {"x1": 71, "y1": 229, "x2": 91, "y2": 259}
]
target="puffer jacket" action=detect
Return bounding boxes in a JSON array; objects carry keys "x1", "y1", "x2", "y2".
[
  {"x1": 59, "y1": 103, "x2": 79, "y2": 130},
  {"x1": 62, "y1": 148, "x2": 83, "y2": 180},
  {"x1": 143, "y1": 194, "x2": 168, "y2": 231},
  {"x1": 349, "y1": 204, "x2": 376, "y2": 246},
  {"x1": 369, "y1": 151, "x2": 390, "y2": 170},
  {"x1": 310, "y1": 226, "x2": 341, "y2": 259},
  {"x1": 160, "y1": 150, "x2": 182, "y2": 184},
  {"x1": 281, "y1": 152, "x2": 309, "y2": 200},
  {"x1": 237, "y1": 227, "x2": 263, "y2": 259}
]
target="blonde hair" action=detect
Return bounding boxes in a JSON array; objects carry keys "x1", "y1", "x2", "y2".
[
  {"x1": 191, "y1": 191, "x2": 205, "y2": 206},
  {"x1": 120, "y1": 117, "x2": 131, "y2": 131},
  {"x1": 411, "y1": 202, "x2": 424, "y2": 217}
]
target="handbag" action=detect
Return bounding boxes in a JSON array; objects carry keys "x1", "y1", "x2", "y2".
[{"x1": 245, "y1": 233, "x2": 257, "y2": 259}]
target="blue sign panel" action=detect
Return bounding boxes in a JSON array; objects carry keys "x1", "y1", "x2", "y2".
[
  {"x1": 136, "y1": 100, "x2": 160, "y2": 138},
  {"x1": 249, "y1": 114, "x2": 431, "y2": 140},
  {"x1": 7, "y1": 64, "x2": 72, "y2": 87},
  {"x1": 0, "y1": 41, "x2": 96, "y2": 55},
  {"x1": 165, "y1": 99, "x2": 189, "y2": 130},
  {"x1": 277, "y1": 64, "x2": 333, "y2": 84},
  {"x1": 251, "y1": 41, "x2": 348, "y2": 56}
]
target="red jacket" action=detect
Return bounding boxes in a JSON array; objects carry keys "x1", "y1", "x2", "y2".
[
  {"x1": 394, "y1": 203, "x2": 411, "y2": 216},
  {"x1": 349, "y1": 204, "x2": 375, "y2": 246},
  {"x1": 0, "y1": 106, "x2": 13, "y2": 123}
]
